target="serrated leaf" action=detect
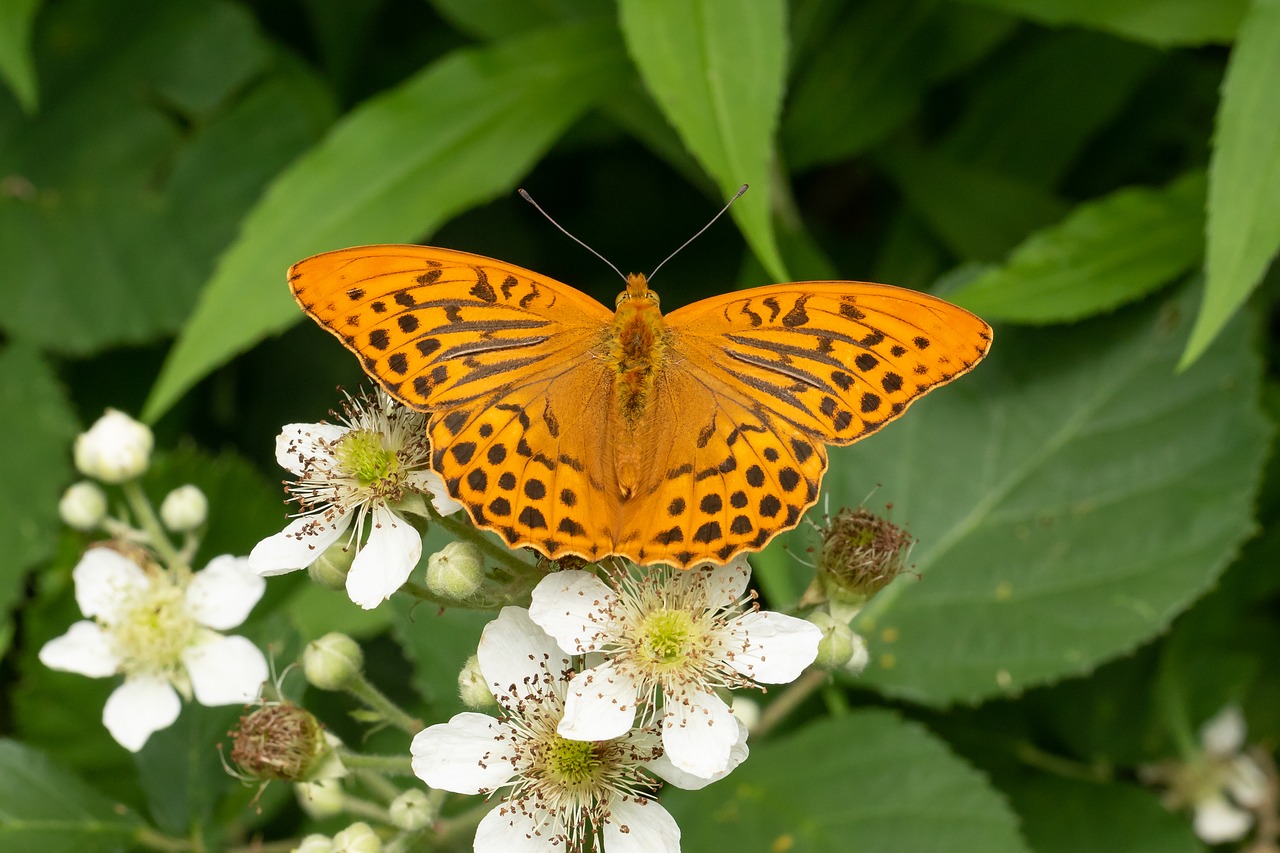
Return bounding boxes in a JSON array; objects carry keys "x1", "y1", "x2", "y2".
[
  {"x1": 951, "y1": 172, "x2": 1206, "y2": 322},
  {"x1": 0, "y1": 0, "x2": 332, "y2": 356},
  {"x1": 0, "y1": 0, "x2": 41, "y2": 111},
  {"x1": 948, "y1": 0, "x2": 1246, "y2": 46},
  {"x1": 776, "y1": 283, "x2": 1269, "y2": 705},
  {"x1": 664, "y1": 711, "x2": 1028, "y2": 853},
  {"x1": 0, "y1": 739, "x2": 144, "y2": 853},
  {"x1": 618, "y1": 0, "x2": 789, "y2": 281},
  {"x1": 143, "y1": 21, "x2": 629, "y2": 422},
  {"x1": 1182, "y1": 0, "x2": 1280, "y2": 368},
  {"x1": 1010, "y1": 777, "x2": 1200, "y2": 853}
]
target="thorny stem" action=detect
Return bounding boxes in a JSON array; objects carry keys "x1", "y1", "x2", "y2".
[
  {"x1": 753, "y1": 668, "x2": 827, "y2": 738},
  {"x1": 344, "y1": 671, "x2": 422, "y2": 735},
  {"x1": 121, "y1": 480, "x2": 180, "y2": 566}
]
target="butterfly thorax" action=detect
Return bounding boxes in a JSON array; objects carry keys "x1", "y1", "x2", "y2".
[{"x1": 604, "y1": 273, "x2": 669, "y2": 499}]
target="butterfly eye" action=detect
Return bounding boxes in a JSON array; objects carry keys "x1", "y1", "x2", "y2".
[{"x1": 647, "y1": 290, "x2": 660, "y2": 308}]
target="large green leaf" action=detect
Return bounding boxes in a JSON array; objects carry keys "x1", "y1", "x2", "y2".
[
  {"x1": 664, "y1": 711, "x2": 1028, "y2": 853},
  {"x1": 1181, "y1": 0, "x2": 1280, "y2": 368},
  {"x1": 144, "y1": 21, "x2": 629, "y2": 422},
  {"x1": 948, "y1": 0, "x2": 1246, "y2": 45},
  {"x1": 0, "y1": 0, "x2": 40, "y2": 111},
  {"x1": 618, "y1": 0, "x2": 789, "y2": 281},
  {"x1": 1010, "y1": 777, "x2": 1200, "y2": 853},
  {"x1": 951, "y1": 172, "x2": 1206, "y2": 323},
  {"x1": 0, "y1": 0, "x2": 333, "y2": 355},
  {"x1": 776, "y1": 284, "x2": 1269, "y2": 705},
  {"x1": 0, "y1": 740, "x2": 144, "y2": 853},
  {"x1": 783, "y1": 0, "x2": 1014, "y2": 170}
]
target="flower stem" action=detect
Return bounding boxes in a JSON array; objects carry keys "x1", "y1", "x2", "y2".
[
  {"x1": 753, "y1": 669, "x2": 827, "y2": 738},
  {"x1": 339, "y1": 792, "x2": 392, "y2": 823},
  {"x1": 338, "y1": 750, "x2": 416, "y2": 776},
  {"x1": 345, "y1": 672, "x2": 422, "y2": 735},
  {"x1": 121, "y1": 480, "x2": 180, "y2": 566}
]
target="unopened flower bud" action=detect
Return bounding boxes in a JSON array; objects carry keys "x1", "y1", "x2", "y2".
[
  {"x1": 425, "y1": 541, "x2": 484, "y2": 600},
  {"x1": 331, "y1": 821, "x2": 381, "y2": 853},
  {"x1": 308, "y1": 541, "x2": 355, "y2": 590},
  {"x1": 297, "y1": 778, "x2": 345, "y2": 819},
  {"x1": 74, "y1": 409, "x2": 153, "y2": 483},
  {"x1": 808, "y1": 611, "x2": 856, "y2": 669},
  {"x1": 844, "y1": 632, "x2": 869, "y2": 675},
  {"x1": 816, "y1": 507, "x2": 913, "y2": 607},
  {"x1": 389, "y1": 788, "x2": 436, "y2": 830},
  {"x1": 230, "y1": 702, "x2": 330, "y2": 782},
  {"x1": 730, "y1": 695, "x2": 761, "y2": 730},
  {"x1": 294, "y1": 834, "x2": 332, "y2": 853},
  {"x1": 59, "y1": 481, "x2": 107, "y2": 530},
  {"x1": 159, "y1": 484, "x2": 207, "y2": 532},
  {"x1": 304, "y1": 633, "x2": 364, "y2": 691},
  {"x1": 457, "y1": 654, "x2": 495, "y2": 709}
]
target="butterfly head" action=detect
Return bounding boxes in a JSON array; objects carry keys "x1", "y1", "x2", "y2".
[{"x1": 617, "y1": 272, "x2": 660, "y2": 309}]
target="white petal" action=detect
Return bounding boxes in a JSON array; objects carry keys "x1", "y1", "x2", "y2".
[
  {"x1": 648, "y1": 717, "x2": 749, "y2": 790},
  {"x1": 345, "y1": 506, "x2": 421, "y2": 609},
  {"x1": 691, "y1": 554, "x2": 751, "y2": 605},
  {"x1": 182, "y1": 632, "x2": 268, "y2": 705},
  {"x1": 558, "y1": 662, "x2": 642, "y2": 741},
  {"x1": 38, "y1": 621, "x2": 121, "y2": 677},
  {"x1": 103, "y1": 676, "x2": 181, "y2": 751},
  {"x1": 478, "y1": 607, "x2": 571, "y2": 711},
  {"x1": 474, "y1": 800, "x2": 559, "y2": 853},
  {"x1": 720, "y1": 610, "x2": 822, "y2": 683},
  {"x1": 661, "y1": 686, "x2": 741, "y2": 778},
  {"x1": 528, "y1": 570, "x2": 615, "y2": 654},
  {"x1": 1199, "y1": 705, "x2": 1246, "y2": 757},
  {"x1": 248, "y1": 511, "x2": 351, "y2": 576},
  {"x1": 274, "y1": 423, "x2": 347, "y2": 474},
  {"x1": 186, "y1": 555, "x2": 265, "y2": 630},
  {"x1": 602, "y1": 796, "x2": 681, "y2": 853},
  {"x1": 1227, "y1": 754, "x2": 1269, "y2": 808},
  {"x1": 410, "y1": 713, "x2": 516, "y2": 795},
  {"x1": 406, "y1": 468, "x2": 465, "y2": 517},
  {"x1": 1194, "y1": 794, "x2": 1253, "y2": 844},
  {"x1": 73, "y1": 548, "x2": 148, "y2": 623}
]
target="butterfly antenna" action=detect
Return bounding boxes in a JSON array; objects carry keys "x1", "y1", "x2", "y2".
[
  {"x1": 648, "y1": 183, "x2": 748, "y2": 282},
  {"x1": 518, "y1": 188, "x2": 627, "y2": 283}
]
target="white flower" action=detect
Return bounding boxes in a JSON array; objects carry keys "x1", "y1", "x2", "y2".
[
  {"x1": 528, "y1": 557, "x2": 820, "y2": 778},
  {"x1": 248, "y1": 391, "x2": 463, "y2": 609},
  {"x1": 74, "y1": 409, "x2": 153, "y2": 483},
  {"x1": 411, "y1": 608, "x2": 746, "y2": 853},
  {"x1": 39, "y1": 547, "x2": 268, "y2": 751}
]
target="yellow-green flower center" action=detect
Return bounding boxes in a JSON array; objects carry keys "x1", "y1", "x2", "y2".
[
  {"x1": 110, "y1": 576, "x2": 197, "y2": 678},
  {"x1": 635, "y1": 607, "x2": 697, "y2": 669},
  {"x1": 336, "y1": 429, "x2": 399, "y2": 487},
  {"x1": 544, "y1": 736, "x2": 603, "y2": 787}
]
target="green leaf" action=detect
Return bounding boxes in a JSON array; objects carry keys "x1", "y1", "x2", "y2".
[
  {"x1": 132, "y1": 704, "x2": 243, "y2": 837},
  {"x1": 1181, "y1": 0, "x2": 1280, "y2": 368},
  {"x1": 0, "y1": 345, "x2": 77, "y2": 657},
  {"x1": 1010, "y1": 777, "x2": 1200, "y2": 853},
  {"x1": 143, "y1": 21, "x2": 630, "y2": 422},
  {"x1": 618, "y1": 0, "x2": 789, "y2": 281},
  {"x1": 0, "y1": 0, "x2": 40, "y2": 111},
  {"x1": 0, "y1": 739, "x2": 143, "y2": 853},
  {"x1": 783, "y1": 0, "x2": 1014, "y2": 170},
  {"x1": 777, "y1": 283, "x2": 1269, "y2": 705},
  {"x1": 428, "y1": 0, "x2": 605, "y2": 39},
  {"x1": 0, "y1": 0, "x2": 332, "y2": 355},
  {"x1": 391, "y1": 601, "x2": 490, "y2": 722},
  {"x1": 948, "y1": 0, "x2": 1246, "y2": 46},
  {"x1": 664, "y1": 711, "x2": 1028, "y2": 853},
  {"x1": 951, "y1": 172, "x2": 1206, "y2": 323}
]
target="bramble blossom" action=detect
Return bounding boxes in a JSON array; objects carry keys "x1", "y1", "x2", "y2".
[
  {"x1": 249, "y1": 391, "x2": 463, "y2": 609},
  {"x1": 528, "y1": 557, "x2": 821, "y2": 778},
  {"x1": 412, "y1": 607, "x2": 746, "y2": 853},
  {"x1": 39, "y1": 547, "x2": 268, "y2": 751}
]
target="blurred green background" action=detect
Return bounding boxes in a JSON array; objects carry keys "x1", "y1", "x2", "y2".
[{"x1": 1, "y1": 0, "x2": 1278, "y2": 851}]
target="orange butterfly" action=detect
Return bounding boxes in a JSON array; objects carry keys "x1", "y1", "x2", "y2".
[{"x1": 290, "y1": 246, "x2": 991, "y2": 568}]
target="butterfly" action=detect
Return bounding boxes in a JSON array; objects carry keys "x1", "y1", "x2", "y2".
[{"x1": 290, "y1": 245, "x2": 991, "y2": 568}]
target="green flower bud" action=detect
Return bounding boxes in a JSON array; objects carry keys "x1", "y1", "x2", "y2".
[
  {"x1": 308, "y1": 541, "x2": 356, "y2": 590},
  {"x1": 457, "y1": 654, "x2": 495, "y2": 710},
  {"x1": 297, "y1": 779, "x2": 345, "y2": 819},
  {"x1": 331, "y1": 821, "x2": 382, "y2": 853},
  {"x1": 304, "y1": 633, "x2": 364, "y2": 691},
  {"x1": 293, "y1": 834, "x2": 333, "y2": 853},
  {"x1": 808, "y1": 611, "x2": 856, "y2": 669},
  {"x1": 159, "y1": 484, "x2": 208, "y2": 532},
  {"x1": 389, "y1": 788, "x2": 436, "y2": 831},
  {"x1": 730, "y1": 695, "x2": 761, "y2": 730},
  {"x1": 425, "y1": 541, "x2": 484, "y2": 600},
  {"x1": 59, "y1": 481, "x2": 107, "y2": 531}
]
